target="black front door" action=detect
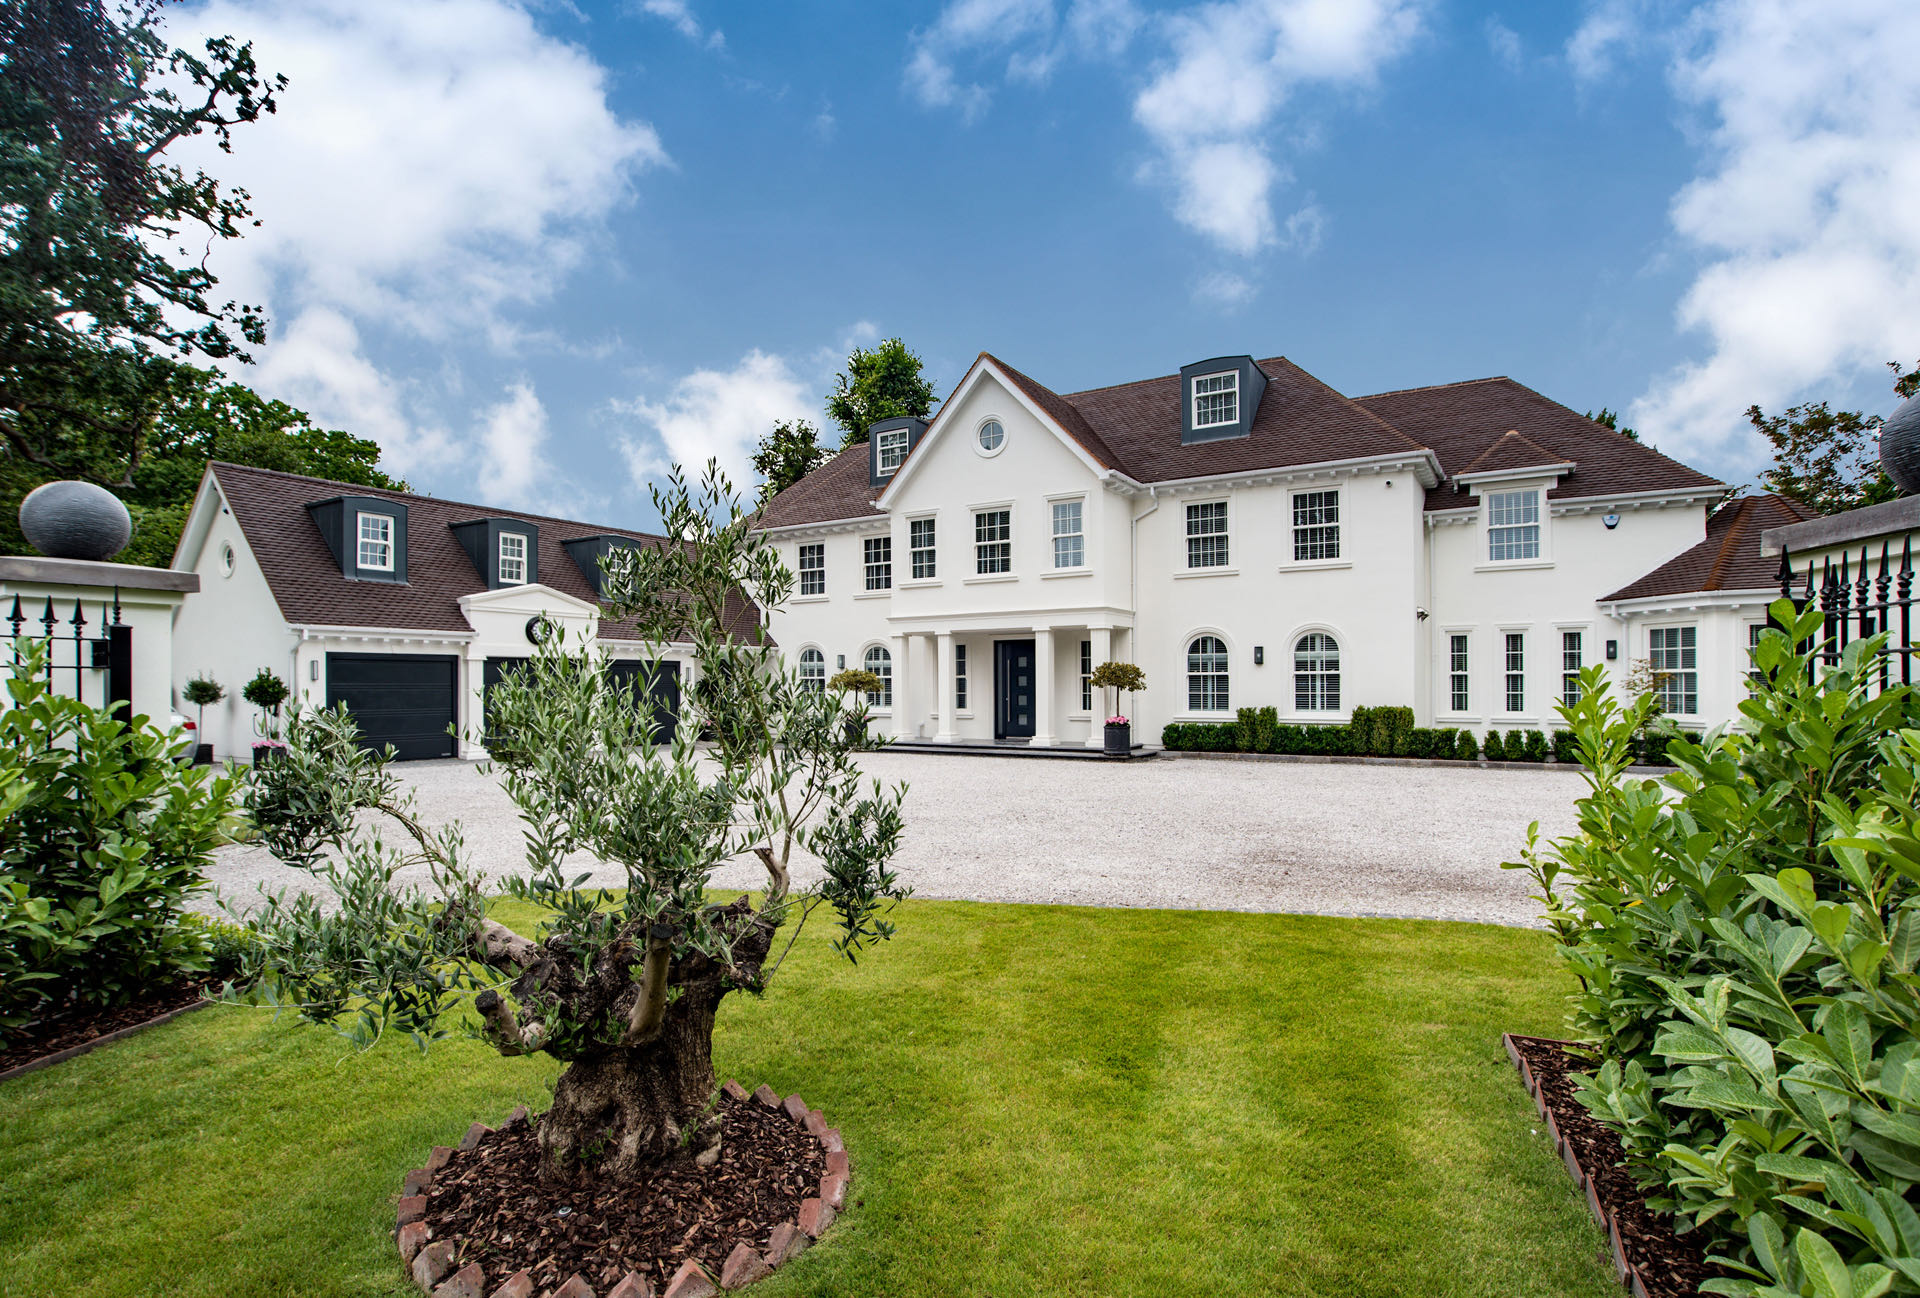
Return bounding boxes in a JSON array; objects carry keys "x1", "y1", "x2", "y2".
[{"x1": 995, "y1": 639, "x2": 1036, "y2": 740}]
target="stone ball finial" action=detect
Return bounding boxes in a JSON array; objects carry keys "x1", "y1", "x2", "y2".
[
  {"x1": 19, "y1": 480, "x2": 133, "y2": 561},
  {"x1": 1883, "y1": 392, "x2": 1920, "y2": 495}
]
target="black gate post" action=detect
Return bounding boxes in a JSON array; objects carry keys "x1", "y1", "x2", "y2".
[{"x1": 107, "y1": 587, "x2": 131, "y2": 716}]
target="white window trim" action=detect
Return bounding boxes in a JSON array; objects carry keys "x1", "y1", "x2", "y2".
[
  {"x1": 1179, "y1": 626, "x2": 1234, "y2": 717},
  {"x1": 1556, "y1": 621, "x2": 1592, "y2": 709},
  {"x1": 1047, "y1": 492, "x2": 1089, "y2": 573},
  {"x1": 497, "y1": 532, "x2": 528, "y2": 585},
  {"x1": 1440, "y1": 626, "x2": 1475, "y2": 721},
  {"x1": 1191, "y1": 371, "x2": 1239, "y2": 430},
  {"x1": 356, "y1": 511, "x2": 394, "y2": 572},
  {"x1": 797, "y1": 645, "x2": 827, "y2": 693},
  {"x1": 862, "y1": 534, "x2": 893, "y2": 593},
  {"x1": 1498, "y1": 624, "x2": 1535, "y2": 721},
  {"x1": 1478, "y1": 483, "x2": 1552, "y2": 569},
  {"x1": 795, "y1": 542, "x2": 827, "y2": 598},
  {"x1": 1289, "y1": 626, "x2": 1345, "y2": 717},
  {"x1": 970, "y1": 500, "x2": 1015, "y2": 578},
  {"x1": 875, "y1": 427, "x2": 909, "y2": 474},
  {"x1": 1646, "y1": 621, "x2": 1702, "y2": 717},
  {"x1": 906, "y1": 512, "x2": 938, "y2": 582},
  {"x1": 1285, "y1": 487, "x2": 1343, "y2": 567},
  {"x1": 860, "y1": 642, "x2": 894, "y2": 714},
  {"x1": 974, "y1": 417, "x2": 1007, "y2": 458},
  {"x1": 1183, "y1": 496, "x2": 1232, "y2": 572}
]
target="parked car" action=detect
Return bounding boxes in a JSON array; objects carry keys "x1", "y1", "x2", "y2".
[{"x1": 166, "y1": 709, "x2": 197, "y2": 764}]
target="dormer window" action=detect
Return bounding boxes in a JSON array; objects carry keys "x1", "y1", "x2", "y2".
[
  {"x1": 875, "y1": 427, "x2": 909, "y2": 475},
  {"x1": 357, "y1": 512, "x2": 394, "y2": 571},
  {"x1": 498, "y1": 532, "x2": 528, "y2": 585},
  {"x1": 1192, "y1": 372, "x2": 1238, "y2": 429}
]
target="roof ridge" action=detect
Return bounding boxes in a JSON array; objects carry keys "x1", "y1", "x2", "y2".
[
  {"x1": 1704, "y1": 496, "x2": 1754, "y2": 591},
  {"x1": 1357, "y1": 376, "x2": 1511, "y2": 401},
  {"x1": 212, "y1": 460, "x2": 668, "y2": 542},
  {"x1": 1057, "y1": 354, "x2": 1295, "y2": 401}
]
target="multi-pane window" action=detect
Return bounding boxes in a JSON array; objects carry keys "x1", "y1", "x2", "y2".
[
  {"x1": 1080, "y1": 640, "x2": 1093, "y2": 712},
  {"x1": 1292, "y1": 491, "x2": 1340, "y2": 562},
  {"x1": 1449, "y1": 634, "x2": 1470, "y2": 712},
  {"x1": 1561, "y1": 631, "x2": 1584, "y2": 706},
  {"x1": 798, "y1": 543, "x2": 825, "y2": 596},
  {"x1": 799, "y1": 648, "x2": 825, "y2": 693},
  {"x1": 1187, "y1": 635, "x2": 1229, "y2": 712},
  {"x1": 1052, "y1": 500, "x2": 1085, "y2": 569},
  {"x1": 1192, "y1": 372, "x2": 1238, "y2": 428},
  {"x1": 1488, "y1": 490, "x2": 1542, "y2": 561},
  {"x1": 1650, "y1": 626, "x2": 1699, "y2": 715},
  {"x1": 909, "y1": 518, "x2": 937, "y2": 579},
  {"x1": 864, "y1": 537, "x2": 892, "y2": 591},
  {"x1": 1505, "y1": 633, "x2": 1526, "y2": 712},
  {"x1": 875, "y1": 428, "x2": 909, "y2": 474},
  {"x1": 357, "y1": 512, "x2": 394, "y2": 571},
  {"x1": 975, "y1": 509, "x2": 1011, "y2": 574},
  {"x1": 1186, "y1": 501, "x2": 1229, "y2": 568},
  {"x1": 498, "y1": 532, "x2": 527, "y2": 585},
  {"x1": 955, "y1": 643, "x2": 968, "y2": 710},
  {"x1": 863, "y1": 645, "x2": 892, "y2": 708},
  {"x1": 1295, "y1": 633, "x2": 1341, "y2": 711}
]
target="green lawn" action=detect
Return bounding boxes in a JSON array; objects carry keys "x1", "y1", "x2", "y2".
[{"x1": 0, "y1": 898, "x2": 1618, "y2": 1298}]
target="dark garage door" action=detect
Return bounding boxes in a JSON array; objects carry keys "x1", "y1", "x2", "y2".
[
  {"x1": 484, "y1": 656, "x2": 679, "y2": 746},
  {"x1": 326, "y1": 653, "x2": 459, "y2": 761}
]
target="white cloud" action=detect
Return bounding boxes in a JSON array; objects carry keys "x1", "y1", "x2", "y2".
[
  {"x1": 1485, "y1": 16, "x2": 1523, "y2": 71},
  {"x1": 1628, "y1": 0, "x2": 1920, "y2": 470},
  {"x1": 475, "y1": 382, "x2": 572, "y2": 514},
  {"x1": 615, "y1": 351, "x2": 819, "y2": 494},
  {"x1": 904, "y1": 0, "x2": 1144, "y2": 117},
  {"x1": 1196, "y1": 270, "x2": 1258, "y2": 308},
  {"x1": 168, "y1": 0, "x2": 663, "y2": 493},
  {"x1": 1132, "y1": 0, "x2": 1426, "y2": 257},
  {"x1": 632, "y1": 0, "x2": 723, "y2": 49},
  {"x1": 1566, "y1": 0, "x2": 1651, "y2": 82}
]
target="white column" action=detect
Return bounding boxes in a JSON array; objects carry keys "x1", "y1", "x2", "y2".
[
  {"x1": 936, "y1": 631, "x2": 956, "y2": 742},
  {"x1": 1031, "y1": 628, "x2": 1055, "y2": 747},
  {"x1": 891, "y1": 633, "x2": 912, "y2": 738},
  {"x1": 1084, "y1": 625, "x2": 1113, "y2": 747},
  {"x1": 460, "y1": 645, "x2": 487, "y2": 760}
]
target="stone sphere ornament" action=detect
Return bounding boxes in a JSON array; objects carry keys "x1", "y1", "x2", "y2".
[
  {"x1": 1882, "y1": 392, "x2": 1920, "y2": 495},
  {"x1": 18, "y1": 480, "x2": 133, "y2": 561}
]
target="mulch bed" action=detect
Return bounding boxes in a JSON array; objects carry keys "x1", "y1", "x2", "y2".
[
  {"x1": 424, "y1": 1091, "x2": 827, "y2": 1293},
  {"x1": 1509, "y1": 1035, "x2": 1734, "y2": 1298},
  {"x1": 0, "y1": 978, "x2": 211, "y2": 1078}
]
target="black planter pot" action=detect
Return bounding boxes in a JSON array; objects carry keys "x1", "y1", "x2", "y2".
[
  {"x1": 193, "y1": 742, "x2": 214, "y2": 766},
  {"x1": 1104, "y1": 721, "x2": 1131, "y2": 757},
  {"x1": 251, "y1": 743, "x2": 284, "y2": 767},
  {"x1": 844, "y1": 718, "x2": 867, "y2": 746}
]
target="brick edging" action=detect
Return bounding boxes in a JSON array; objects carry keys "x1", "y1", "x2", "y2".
[
  {"x1": 0, "y1": 997, "x2": 212, "y2": 1085},
  {"x1": 397, "y1": 1081, "x2": 850, "y2": 1298},
  {"x1": 1503, "y1": 1033, "x2": 1650, "y2": 1298}
]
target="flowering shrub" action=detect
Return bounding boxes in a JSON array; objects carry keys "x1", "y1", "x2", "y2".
[{"x1": 1106, "y1": 715, "x2": 1129, "y2": 726}]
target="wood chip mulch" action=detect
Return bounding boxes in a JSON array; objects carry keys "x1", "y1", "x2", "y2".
[
  {"x1": 1512, "y1": 1035, "x2": 1736, "y2": 1298},
  {"x1": 424, "y1": 1092, "x2": 827, "y2": 1293},
  {"x1": 0, "y1": 978, "x2": 210, "y2": 1075}
]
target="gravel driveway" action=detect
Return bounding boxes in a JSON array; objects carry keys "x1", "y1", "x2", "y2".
[{"x1": 205, "y1": 752, "x2": 1583, "y2": 927}]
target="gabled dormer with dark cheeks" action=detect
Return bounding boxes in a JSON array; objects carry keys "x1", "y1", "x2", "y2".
[
  {"x1": 561, "y1": 535, "x2": 641, "y2": 599},
  {"x1": 869, "y1": 416, "x2": 930, "y2": 488},
  {"x1": 307, "y1": 495, "x2": 408, "y2": 583},
  {"x1": 450, "y1": 518, "x2": 539, "y2": 589},
  {"x1": 1179, "y1": 356, "x2": 1268, "y2": 445}
]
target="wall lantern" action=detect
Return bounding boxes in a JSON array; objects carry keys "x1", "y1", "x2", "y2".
[
  {"x1": 837, "y1": 654, "x2": 846, "y2": 670},
  {"x1": 1606, "y1": 639, "x2": 1619, "y2": 661},
  {"x1": 1253, "y1": 645, "x2": 1265, "y2": 665},
  {"x1": 310, "y1": 659, "x2": 319, "y2": 681}
]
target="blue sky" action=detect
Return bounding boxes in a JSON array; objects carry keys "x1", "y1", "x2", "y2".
[{"x1": 172, "y1": 0, "x2": 1920, "y2": 528}]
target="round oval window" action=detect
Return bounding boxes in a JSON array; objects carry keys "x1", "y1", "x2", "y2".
[
  {"x1": 219, "y1": 542, "x2": 235, "y2": 577},
  {"x1": 977, "y1": 420, "x2": 1005, "y2": 452}
]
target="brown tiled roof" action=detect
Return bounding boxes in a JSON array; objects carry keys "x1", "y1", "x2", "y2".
[
  {"x1": 756, "y1": 358, "x2": 1726, "y2": 529},
  {"x1": 755, "y1": 444, "x2": 883, "y2": 530},
  {"x1": 1602, "y1": 494, "x2": 1819, "y2": 601},
  {"x1": 1354, "y1": 377, "x2": 1723, "y2": 511},
  {"x1": 1456, "y1": 429, "x2": 1568, "y2": 477},
  {"x1": 211, "y1": 463, "x2": 763, "y2": 642}
]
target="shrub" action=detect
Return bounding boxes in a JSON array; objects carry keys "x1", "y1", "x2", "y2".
[
  {"x1": 1482, "y1": 729, "x2": 1506, "y2": 761},
  {"x1": 1550, "y1": 728, "x2": 1579, "y2": 763},
  {"x1": 0, "y1": 643, "x2": 237, "y2": 1042},
  {"x1": 1348, "y1": 705, "x2": 1415, "y2": 756},
  {"x1": 1518, "y1": 729, "x2": 1550, "y2": 763},
  {"x1": 1235, "y1": 707, "x2": 1259, "y2": 753},
  {"x1": 1402, "y1": 728, "x2": 1433, "y2": 760},
  {"x1": 1253, "y1": 706, "x2": 1278, "y2": 754},
  {"x1": 1456, "y1": 731, "x2": 1480, "y2": 760},
  {"x1": 1509, "y1": 607, "x2": 1920, "y2": 1292}
]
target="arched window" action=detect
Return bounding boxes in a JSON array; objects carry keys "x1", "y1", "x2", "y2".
[
  {"x1": 864, "y1": 645, "x2": 893, "y2": 707},
  {"x1": 1186, "y1": 635, "x2": 1229, "y2": 712},
  {"x1": 799, "y1": 648, "x2": 825, "y2": 693},
  {"x1": 1295, "y1": 633, "x2": 1341, "y2": 711}
]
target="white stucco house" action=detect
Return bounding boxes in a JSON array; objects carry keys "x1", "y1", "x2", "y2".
[
  {"x1": 170, "y1": 463, "x2": 722, "y2": 762},
  {"x1": 753, "y1": 349, "x2": 1805, "y2": 747}
]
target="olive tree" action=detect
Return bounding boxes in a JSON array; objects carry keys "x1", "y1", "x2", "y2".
[{"x1": 233, "y1": 465, "x2": 908, "y2": 1182}]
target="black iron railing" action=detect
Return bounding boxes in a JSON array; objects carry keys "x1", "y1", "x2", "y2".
[
  {"x1": 4, "y1": 590, "x2": 132, "y2": 712},
  {"x1": 1776, "y1": 538, "x2": 1916, "y2": 688}
]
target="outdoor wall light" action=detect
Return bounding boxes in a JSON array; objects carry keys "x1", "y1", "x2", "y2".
[
  {"x1": 1254, "y1": 645, "x2": 1264, "y2": 665},
  {"x1": 1606, "y1": 639, "x2": 1619, "y2": 661},
  {"x1": 310, "y1": 660, "x2": 319, "y2": 681},
  {"x1": 837, "y1": 654, "x2": 846, "y2": 670}
]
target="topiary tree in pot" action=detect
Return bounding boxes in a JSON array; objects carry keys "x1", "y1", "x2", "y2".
[
  {"x1": 230, "y1": 463, "x2": 910, "y2": 1184},
  {"x1": 240, "y1": 667, "x2": 288, "y2": 763},
  {"x1": 826, "y1": 668, "x2": 885, "y2": 744},
  {"x1": 182, "y1": 674, "x2": 224, "y2": 763},
  {"x1": 1088, "y1": 661, "x2": 1146, "y2": 756}
]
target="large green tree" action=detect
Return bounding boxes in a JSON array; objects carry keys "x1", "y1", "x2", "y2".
[
  {"x1": 824, "y1": 337, "x2": 937, "y2": 448},
  {"x1": 1, "y1": 0, "x2": 283, "y2": 490},
  {"x1": 1751, "y1": 360, "x2": 1919, "y2": 515},
  {"x1": 749, "y1": 417, "x2": 828, "y2": 505}
]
